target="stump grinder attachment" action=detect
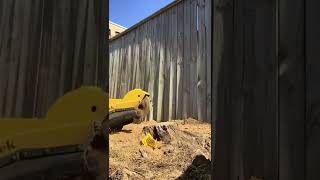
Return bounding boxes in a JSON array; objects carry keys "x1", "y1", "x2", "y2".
[
  {"x1": 108, "y1": 89, "x2": 150, "y2": 131},
  {"x1": 0, "y1": 87, "x2": 150, "y2": 179}
]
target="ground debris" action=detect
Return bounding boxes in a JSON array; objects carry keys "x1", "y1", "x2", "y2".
[
  {"x1": 139, "y1": 148, "x2": 148, "y2": 158},
  {"x1": 109, "y1": 168, "x2": 145, "y2": 180},
  {"x1": 109, "y1": 118, "x2": 211, "y2": 179}
]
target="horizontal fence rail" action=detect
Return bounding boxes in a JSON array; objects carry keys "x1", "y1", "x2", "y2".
[
  {"x1": 109, "y1": 0, "x2": 212, "y2": 122},
  {"x1": 0, "y1": 0, "x2": 107, "y2": 118}
]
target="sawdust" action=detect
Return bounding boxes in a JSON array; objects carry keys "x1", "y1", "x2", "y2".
[{"x1": 109, "y1": 118, "x2": 211, "y2": 180}]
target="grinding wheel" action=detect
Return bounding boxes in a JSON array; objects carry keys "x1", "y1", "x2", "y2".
[{"x1": 133, "y1": 96, "x2": 150, "y2": 124}]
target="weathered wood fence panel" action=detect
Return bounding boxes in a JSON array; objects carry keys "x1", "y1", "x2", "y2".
[
  {"x1": 213, "y1": 0, "x2": 278, "y2": 179},
  {"x1": 213, "y1": 0, "x2": 320, "y2": 179},
  {"x1": 0, "y1": 0, "x2": 108, "y2": 118},
  {"x1": 109, "y1": 0, "x2": 212, "y2": 122},
  {"x1": 306, "y1": 0, "x2": 320, "y2": 179},
  {"x1": 279, "y1": 0, "x2": 305, "y2": 179}
]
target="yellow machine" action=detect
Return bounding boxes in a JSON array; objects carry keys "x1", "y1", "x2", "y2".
[
  {"x1": 109, "y1": 89, "x2": 150, "y2": 130},
  {"x1": 0, "y1": 87, "x2": 150, "y2": 179}
]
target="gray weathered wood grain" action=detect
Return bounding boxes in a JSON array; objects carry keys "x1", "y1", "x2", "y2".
[
  {"x1": 0, "y1": 0, "x2": 107, "y2": 118},
  {"x1": 109, "y1": 0, "x2": 211, "y2": 122}
]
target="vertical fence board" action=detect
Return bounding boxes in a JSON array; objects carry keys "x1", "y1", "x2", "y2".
[
  {"x1": 14, "y1": 0, "x2": 32, "y2": 116},
  {"x1": 147, "y1": 20, "x2": 154, "y2": 121},
  {"x1": 205, "y1": 0, "x2": 212, "y2": 122},
  {"x1": 153, "y1": 18, "x2": 161, "y2": 120},
  {"x1": 83, "y1": 0, "x2": 96, "y2": 85},
  {"x1": 196, "y1": 0, "x2": 207, "y2": 121},
  {"x1": 5, "y1": 1, "x2": 24, "y2": 117},
  {"x1": 182, "y1": 0, "x2": 190, "y2": 119},
  {"x1": 279, "y1": 0, "x2": 305, "y2": 179},
  {"x1": 156, "y1": 14, "x2": 165, "y2": 121},
  {"x1": 0, "y1": 0, "x2": 14, "y2": 116},
  {"x1": 24, "y1": 0, "x2": 43, "y2": 117},
  {"x1": 168, "y1": 7, "x2": 177, "y2": 121},
  {"x1": 306, "y1": 0, "x2": 320, "y2": 179},
  {"x1": 176, "y1": 2, "x2": 184, "y2": 120},
  {"x1": 72, "y1": 0, "x2": 87, "y2": 89},
  {"x1": 163, "y1": 11, "x2": 171, "y2": 121},
  {"x1": 190, "y1": 0, "x2": 198, "y2": 118}
]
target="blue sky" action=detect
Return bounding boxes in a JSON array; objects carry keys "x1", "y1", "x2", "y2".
[{"x1": 109, "y1": 0, "x2": 174, "y2": 28}]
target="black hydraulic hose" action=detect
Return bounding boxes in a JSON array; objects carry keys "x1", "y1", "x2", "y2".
[
  {"x1": 103, "y1": 109, "x2": 138, "y2": 132},
  {"x1": 109, "y1": 109, "x2": 137, "y2": 127}
]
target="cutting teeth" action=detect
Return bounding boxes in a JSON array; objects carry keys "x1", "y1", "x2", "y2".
[{"x1": 133, "y1": 96, "x2": 150, "y2": 124}]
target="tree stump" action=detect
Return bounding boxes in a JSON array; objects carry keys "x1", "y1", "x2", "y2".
[{"x1": 142, "y1": 122, "x2": 177, "y2": 144}]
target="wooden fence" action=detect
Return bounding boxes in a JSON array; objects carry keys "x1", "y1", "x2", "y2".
[
  {"x1": 109, "y1": 0, "x2": 212, "y2": 122},
  {"x1": 0, "y1": 0, "x2": 108, "y2": 118},
  {"x1": 212, "y1": 0, "x2": 278, "y2": 179},
  {"x1": 213, "y1": 0, "x2": 320, "y2": 179}
]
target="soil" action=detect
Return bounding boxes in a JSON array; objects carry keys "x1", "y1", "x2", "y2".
[{"x1": 109, "y1": 118, "x2": 211, "y2": 180}]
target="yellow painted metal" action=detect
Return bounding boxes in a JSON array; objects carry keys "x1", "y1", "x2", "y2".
[
  {"x1": 109, "y1": 89, "x2": 150, "y2": 112},
  {"x1": 0, "y1": 87, "x2": 108, "y2": 160},
  {"x1": 0, "y1": 87, "x2": 150, "y2": 161},
  {"x1": 141, "y1": 132, "x2": 158, "y2": 149}
]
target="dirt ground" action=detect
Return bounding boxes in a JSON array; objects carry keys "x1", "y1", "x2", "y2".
[{"x1": 109, "y1": 118, "x2": 212, "y2": 180}]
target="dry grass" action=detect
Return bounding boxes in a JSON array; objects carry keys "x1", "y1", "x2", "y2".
[{"x1": 109, "y1": 118, "x2": 211, "y2": 179}]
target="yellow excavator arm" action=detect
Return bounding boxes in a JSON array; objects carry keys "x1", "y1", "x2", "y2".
[
  {"x1": 0, "y1": 87, "x2": 150, "y2": 179},
  {"x1": 108, "y1": 88, "x2": 150, "y2": 131},
  {"x1": 109, "y1": 89, "x2": 150, "y2": 111}
]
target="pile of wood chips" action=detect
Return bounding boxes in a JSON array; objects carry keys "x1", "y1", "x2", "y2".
[{"x1": 109, "y1": 118, "x2": 211, "y2": 180}]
